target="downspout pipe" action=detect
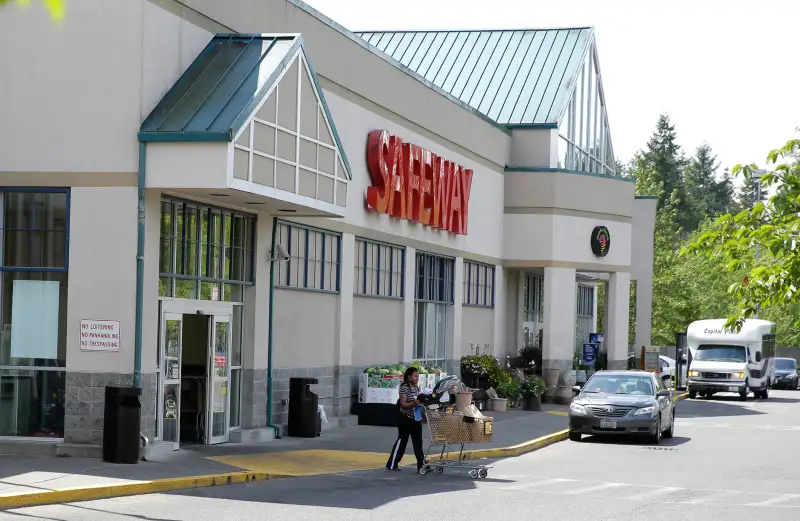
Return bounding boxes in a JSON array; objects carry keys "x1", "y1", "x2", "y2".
[
  {"x1": 266, "y1": 216, "x2": 281, "y2": 439},
  {"x1": 134, "y1": 142, "x2": 146, "y2": 389}
]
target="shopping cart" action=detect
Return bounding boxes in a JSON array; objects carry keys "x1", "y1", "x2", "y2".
[{"x1": 417, "y1": 378, "x2": 494, "y2": 479}]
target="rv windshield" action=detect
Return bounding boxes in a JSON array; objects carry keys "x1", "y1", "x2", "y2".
[{"x1": 695, "y1": 345, "x2": 747, "y2": 363}]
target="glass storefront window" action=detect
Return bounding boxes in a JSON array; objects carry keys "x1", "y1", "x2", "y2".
[
  {"x1": 414, "y1": 252, "x2": 454, "y2": 367},
  {"x1": 0, "y1": 189, "x2": 69, "y2": 439},
  {"x1": 159, "y1": 197, "x2": 254, "y2": 301},
  {"x1": 0, "y1": 369, "x2": 65, "y2": 437}
]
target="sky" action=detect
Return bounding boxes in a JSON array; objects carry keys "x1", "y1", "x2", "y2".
[{"x1": 304, "y1": 0, "x2": 799, "y2": 177}]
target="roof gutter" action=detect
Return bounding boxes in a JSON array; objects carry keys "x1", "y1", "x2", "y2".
[
  {"x1": 266, "y1": 216, "x2": 282, "y2": 439},
  {"x1": 134, "y1": 142, "x2": 146, "y2": 389}
]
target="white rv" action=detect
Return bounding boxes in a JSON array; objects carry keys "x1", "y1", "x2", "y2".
[{"x1": 686, "y1": 319, "x2": 776, "y2": 400}]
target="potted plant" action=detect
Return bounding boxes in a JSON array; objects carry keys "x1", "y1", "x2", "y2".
[
  {"x1": 495, "y1": 379, "x2": 522, "y2": 410},
  {"x1": 519, "y1": 376, "x2": 545, "y2": 411}
]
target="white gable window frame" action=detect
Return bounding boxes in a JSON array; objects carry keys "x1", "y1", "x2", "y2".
[{"x1": 229, "y1": 47, "x2": 350, "y2": 208}]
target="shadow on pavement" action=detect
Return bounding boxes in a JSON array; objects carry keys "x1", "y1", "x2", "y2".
[
  {"x1": 167, "y1": 466, "x2": 514, "y2": 510},
  {"x1": 579, "y1": 435, "x2": 691, "y2": 447},
  {"x1": 675, "y1": 398, "x2": 765, "y2": 418},
  {"x1": 6, "y1": 504, "x2": 172, "y2": 521}
]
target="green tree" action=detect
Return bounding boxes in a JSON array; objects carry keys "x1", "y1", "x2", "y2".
[
  {"x1": 683, "y1": 143, "x2": 719, "y2": 231},
  {"x1": 643, "y1": 115, "x2": 688, "y2": 215},
  {"x1": 0, "y1": 0, "x2": 64, "y2": 20},
  {"x1": 684, "y1": 137, "x2": 800, "y2": 333},
  {"x1": 709, "y1": 167, "x2": 737, "y2": 216}
]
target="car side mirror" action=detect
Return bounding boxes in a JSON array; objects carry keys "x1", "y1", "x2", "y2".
[
  {"x1": 755, "y1": 352, "x2": 762, "y2": 363},
  {"x1": 657, "y1": 389, "x2": 671, "y2": 398},
  {"x1": 571, "y1": 386, "x2": 581, "y2": 395}
]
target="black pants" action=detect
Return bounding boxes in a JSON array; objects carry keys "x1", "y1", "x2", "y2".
[{"x1": 386, "y1": 414, "x2": 425, "y2": 470}]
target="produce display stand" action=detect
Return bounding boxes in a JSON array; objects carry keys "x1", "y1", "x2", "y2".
[{"x1": 354, "y1": 364, "x2": 447, "y2": 427}]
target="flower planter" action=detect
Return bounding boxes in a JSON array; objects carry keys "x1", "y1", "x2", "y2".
[
  {"x1": 523, "y1": 396, "x2": 542, "y2": 411},
  {"x1": 490, "y1": 398, "x2": 507, "y2": 412}
]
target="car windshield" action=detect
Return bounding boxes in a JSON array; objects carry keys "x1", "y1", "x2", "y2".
[
  {"x1": 775, "y1": 359, "x2": 797, "y2": 370},
  {"x1": 582, "y1": 375, "x2": 654, "y2": 396},
  {"x1": 694, "y1": 344, "x2": 746, "y2": 363}
]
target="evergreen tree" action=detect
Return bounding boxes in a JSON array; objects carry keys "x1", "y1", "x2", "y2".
[
  {"x1": 643, "y1": 114, "x2": 690, "y2": 229},
  {"x1": 709, "y1": 167, "x2": 736, "y2": 216},
  {"x1": 683, "y1": 143, "x2": 719, "y2": 231}
]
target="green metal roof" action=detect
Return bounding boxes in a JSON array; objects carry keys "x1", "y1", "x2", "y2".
[
  {"x1": 140, "y1": 34, "x2": 302, "y2": 142},
  {"x1": 139, "y1": 32, "x2": 353, "y2": 179},
  {"x1": 355, "y1": 28, "x2": 593, "y2": 126}
]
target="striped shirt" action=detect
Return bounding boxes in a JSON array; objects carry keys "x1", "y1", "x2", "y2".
[{"x1": 398, "y1": 383, "x2": 420, "y2": 420}]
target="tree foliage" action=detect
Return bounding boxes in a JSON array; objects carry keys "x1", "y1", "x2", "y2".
[
  {"x1": 684, "y1": 138, "x2": 800, "y2": 336},
  {"x1": 0, "y1": 0, "x2": 64, "y2": 21},
  {"x1": 620, "y1": 117, "x2": 800, "y2": 347}
]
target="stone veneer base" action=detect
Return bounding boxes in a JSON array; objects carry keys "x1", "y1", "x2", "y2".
[{"x1": 64, "y1": 372, "x2": 157, "y2": 446}]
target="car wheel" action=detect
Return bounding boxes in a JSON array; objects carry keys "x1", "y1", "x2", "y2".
[
  {"x1": 569, "y1": 431, "x2": 582, "y2": 442},
  {"x1": 762, "y1": 387, "x2": 769, "y2": 399},
  {"x1": 650, "y1": 417, "x2": 661, "y2": 445},
  {"x1": 796, "y1": 380, "x2": 799, "y2": 391},
  {"x1": 739, "y1": 383, "x2": 748, "y2": 401},
  {"x1": 688, "y1": 390, "x2": 697, "y2": 399},
  {"x1": 663, "y1": 411, "x2": 675, "y2": 439}
]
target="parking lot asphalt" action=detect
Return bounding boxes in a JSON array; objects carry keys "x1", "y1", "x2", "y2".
[{"x1": 3, "y1": 389, "x2": 798, "y2": 520}]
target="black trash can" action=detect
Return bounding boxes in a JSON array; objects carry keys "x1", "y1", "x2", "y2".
[
  {"x1": 102, "y1": 385, "x2": 142, "y2": 464},
  {"x1": 288, "y1": 377, "x2": 318, "y2": 438}
]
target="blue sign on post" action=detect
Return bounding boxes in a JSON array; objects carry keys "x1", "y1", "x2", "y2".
[{"x1": 583, "y1": 343, "x2": 600, "y2": 364}]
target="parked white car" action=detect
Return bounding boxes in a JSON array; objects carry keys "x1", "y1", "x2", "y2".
[{"x1": 659, "y1": 355, "x2": 687, "y2": 388}]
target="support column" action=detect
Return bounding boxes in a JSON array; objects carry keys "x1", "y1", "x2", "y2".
[
  {"x1": 451, "y1": 257, "x2": 464, "y2": 373},
  {"x1": 402, "y1": 247, "x2": 416, "y2": 363},
  {"x1": 334, "y1": 233, "x2": 355, "y2": 417},
  {"x1": 542, "y1": 267, "x2": 576, "y2": 404},
  {"x1": 606, "y1": 272, "x2": 631, "y2": 369},
  {"x1": 634, "y1": 277, "x2": 653, "y2": 347},
  {"x1": 492, "y1": 267, "x2": 506, "y2": 357},
  {"x1": 516, "y1": 272, "x2": 526, "y2": 354},
  {"x1": 238, "y1": 216, "x2": 272, "y2": 441}
]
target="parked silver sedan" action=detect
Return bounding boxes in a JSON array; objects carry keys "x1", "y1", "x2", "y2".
[{"x1": 568, "y1": 370, "x2": 675, "y2": 444}]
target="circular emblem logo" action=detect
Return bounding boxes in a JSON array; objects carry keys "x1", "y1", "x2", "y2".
[
  {"x1": 591, "y1": 226, "x2": 611, "y2": 257},
  {"x1": 605, "y1": 406, "x2": 614, "y2": 413}
]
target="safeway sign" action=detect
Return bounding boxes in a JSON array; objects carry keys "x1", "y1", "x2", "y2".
[{"x1": 365, "y1": 129, "x2": 473, "y2": 235}]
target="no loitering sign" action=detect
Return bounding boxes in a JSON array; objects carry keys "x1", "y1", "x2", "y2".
[{"x1": 80, "y1": 319, "x2": 121, "y2": 352}]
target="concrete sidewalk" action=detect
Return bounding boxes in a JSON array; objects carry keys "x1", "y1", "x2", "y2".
[{"x1": 0, "y1": 405, "x2": 569, "y2": 509}]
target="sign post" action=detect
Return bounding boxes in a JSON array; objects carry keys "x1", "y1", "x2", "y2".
[
  {"x1": 642, "y1": 345, "x2": 660, "y2": 373},
  {"x1": 582, "y1": 343, "x2": 600, "y2": 367}
]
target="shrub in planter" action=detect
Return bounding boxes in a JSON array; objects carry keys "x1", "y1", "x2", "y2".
[
  {"x1": 496, "y1": 379, "x2": 521, "y2": 404},
  {"x1": 519, "y1": 377, "x2": 545, "y2": 411},
  {"x1": 461, "y1": 354, "x2": 499, "y2": 388}
]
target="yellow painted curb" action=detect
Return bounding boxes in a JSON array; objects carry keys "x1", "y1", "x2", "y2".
[
  {"x1": 675, "y1": 392, "x2": 689, "y2": 402},
  {"x1": 442, "y1": 429, "x2": 571, "y2": 462},
  {"x1": 0, "y1": 471, "x2": 290, "y2": 511}
]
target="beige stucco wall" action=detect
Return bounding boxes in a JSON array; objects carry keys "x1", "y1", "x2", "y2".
[
  {"x1": 272, "y1": 288, "x2": 337, "y2": 368},
  {"x1": 461, "y1": 307, "x2": 495, "y2": 355},
  {"x1": 65, "y1": 187, "x2": 138, "y2": 373},
  {"x1": 351, "y1": 297, "x2": 403, "y2": 366},
  {"x1": 0, "y1": 0, "x2": 212, "y2": 174},
  {"x1": 288, "y1": 89, "x2": 506, "y2": 264}
]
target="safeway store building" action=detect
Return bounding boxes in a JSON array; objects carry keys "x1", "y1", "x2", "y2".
[{"x1": 0, "y1": 0, "x2": 655, "y2": 452}]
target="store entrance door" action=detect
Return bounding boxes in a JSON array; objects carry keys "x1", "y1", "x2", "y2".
[{"x1": 159, "y1": 300, "x2": 233, "y2": 449}]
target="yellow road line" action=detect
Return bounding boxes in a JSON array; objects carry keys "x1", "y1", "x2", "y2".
[{"x1": 0, "y1": 471, "x2": 289, "y2": 511}]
